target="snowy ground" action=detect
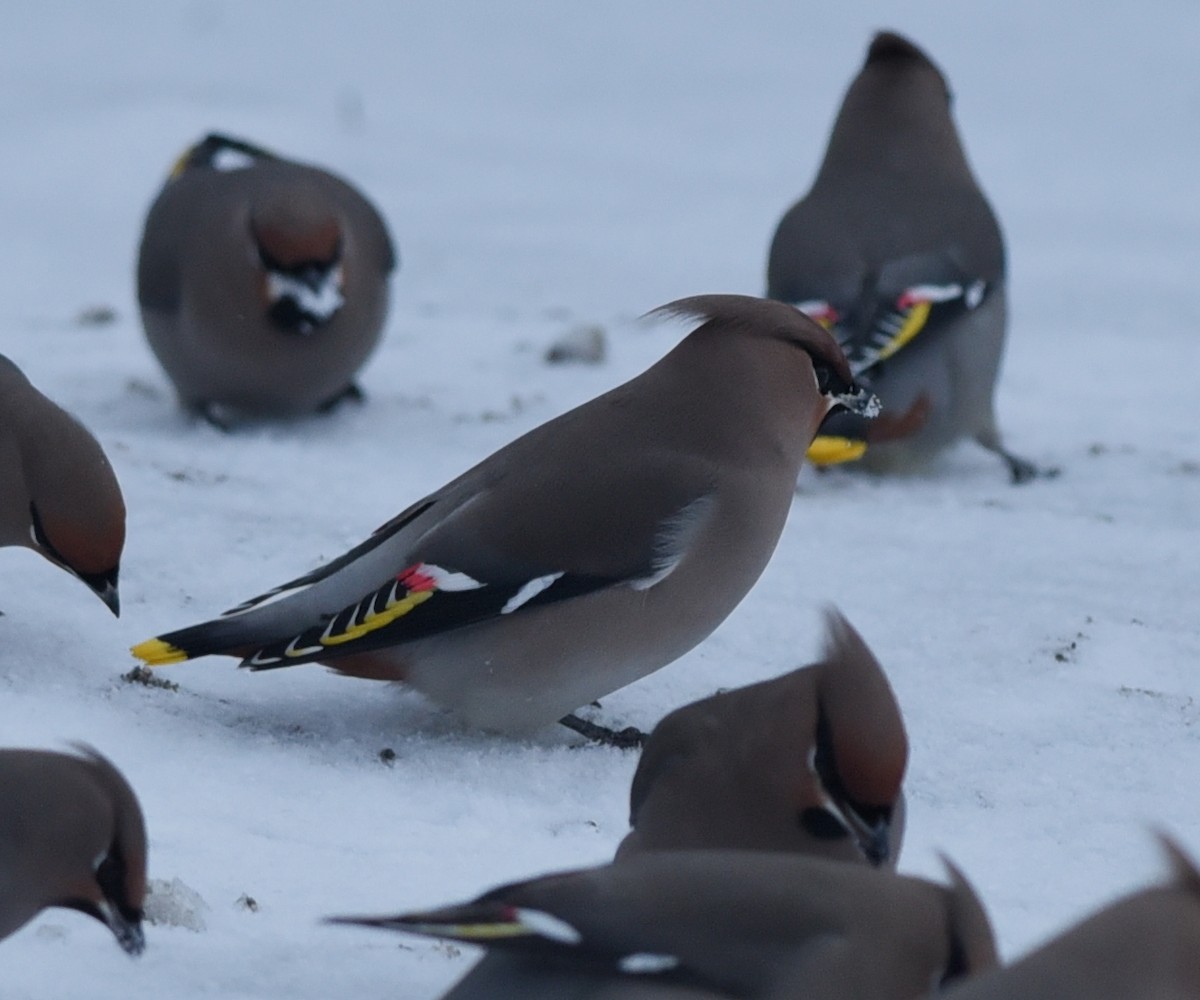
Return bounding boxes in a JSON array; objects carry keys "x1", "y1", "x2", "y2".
[{"x1": 1, "y1": 2, "x2": 1198, "y2": 997}]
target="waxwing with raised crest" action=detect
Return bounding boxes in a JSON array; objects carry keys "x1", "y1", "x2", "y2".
[
  {"x1": 942, "y1": 834, "x2": 1200, "y2": 1000},
  {"x1": 133, "y1": 295, "x2": 877, "y2": 740},
  {"x1": 617, "y1": 608, "x2": 907, "y2": 866}
]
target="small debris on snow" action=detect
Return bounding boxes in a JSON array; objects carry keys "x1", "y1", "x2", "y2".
[
  {"x1": 1052, "y1": 629, "x2": 1088, "y2": 663},
  {"x1": 122, "y1": 666, "x2": 179, "y2": 692},
  {"x1": 378, "y1": 747, "x2": 397, "y2": 767},
  {"x1": 76, "y1": 304, "x2": 118, "y2": 326},
  {"x1": 544, "y1": 324, "x2": 607, "y2": 365},
  {"x1": 145, "y1": 878, "x2": 210, "y2": 931},
  {"x1": 236, "y1": 894, "x2": 260, "y2": 913}
]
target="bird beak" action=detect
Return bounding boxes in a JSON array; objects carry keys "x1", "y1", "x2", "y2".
[
  {"x1": 835, "y1": 384, "x2": 881, "y2": 418},
  {"x1": 844, "y1": 810, "x2": 891, "y2": 867},
  {"x1": 89, "y1": 578, "x2": 121, "y2": 618},
  {"x1": 98, "y1": 900, "x2": 145, "y2": 956}
]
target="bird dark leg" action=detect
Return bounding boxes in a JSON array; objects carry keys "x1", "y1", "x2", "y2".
[
  {"x1": 317, "y1": 382, "x2": 366, "y2": 413},
  {"x1": 559, "y1": 713, "x2": 647, "y2": 749},
  {"x1": 191, "y1": 400, "x2": 234, "y2": 432}
]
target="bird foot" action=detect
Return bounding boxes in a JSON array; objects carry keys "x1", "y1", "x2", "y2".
[
  {"x1": 317, "y1": 382, "x2": 366, "y2": 413},
  {"x1": 976, "y1": 433, "x2": 1060, "y2": 485},
  {"x1": 559, "y1": 713, "x2": 646, "y2": 749},
  {"x1": 1004, "y1": 452, "x2": 1061, "y2": 485},
  {"x1": 191, "y1": 401, "x2": 235, "y2": 432}
]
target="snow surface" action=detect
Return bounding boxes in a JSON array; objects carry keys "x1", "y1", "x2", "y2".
[{"x1": 1, "y1": 2, "x2": 1198, "y2": 997}]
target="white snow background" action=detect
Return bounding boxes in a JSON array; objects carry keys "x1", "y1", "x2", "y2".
[{"x1": 1, "y1": 2, "x2": 1198, "y2": 997}]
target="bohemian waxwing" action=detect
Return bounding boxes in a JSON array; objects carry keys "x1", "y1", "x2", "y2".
[
  {"x1": 0, "y1": 746, "x2": 147, "y2": 954},
  {"x1": 329, "y1": 849, "x2": 997, "y2": 1000},
  {"x1": 137, "y1": 132, "x2": 395, "y2": 425},
  {"x1": 616, "y1": 608, "x2": 907, "y2": 866},
  {"x1": 132, "y1": 295, "x2": 877, "y2": 741},
  {"x1": 0, "y1": 354, "x2": 124, "y2": 614},
  {"x1": 941, "y1": 834, "x2": 1200, "y2": 1000},
  {"x1": 767, "y1": 32, "x2": 1045, "y2": 483}
]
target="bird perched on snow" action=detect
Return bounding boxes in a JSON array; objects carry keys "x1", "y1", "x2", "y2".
[
  {"x1": 0, "y1": 354, "x2": 124, "y2": 614},
  {"x1": 767, "y1": 32, "x2": 1043, "y2": 483},
  {"x1": 137, "y1": 132, "x2": 396, "y2": 426},
  {"x1": 329, "y1": 849, "x2": 997, "y2": 1000},
  {"x1": 942, "y1": 833, "x2": 1200, "y2": 1000},
  {"x1": 0, "y1": 746, "x2": 147, "y2": 954},
  {"x1": 616, "y1": 608, "x2": 907, "y2": 866},
  {"x1": 132, "y1": 295, "x2": 878, "y2": 742}
]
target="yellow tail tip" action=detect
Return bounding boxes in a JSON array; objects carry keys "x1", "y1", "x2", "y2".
[
  {"x1": 130, "y1": 638, "x2": 188, "y2": 666},
  {"x1": 807, "y1": 435, "x2": 868, "y2": 466}
]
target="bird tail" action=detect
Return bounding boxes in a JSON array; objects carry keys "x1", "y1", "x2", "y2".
[{"x1": 130, "y1": 616, "x2": 262, "y2": 667}]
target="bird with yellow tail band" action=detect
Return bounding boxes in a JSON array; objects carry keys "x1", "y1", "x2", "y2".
[
  {"x1": 131, "y1": 295, "x2": 877, "y2": 745},
  {"x1": 326, "y1": 849, "x2": 997, "y2": 1000},
  {"x1": 769, "y1": 32, "x2": 1052, "y2": 482}
]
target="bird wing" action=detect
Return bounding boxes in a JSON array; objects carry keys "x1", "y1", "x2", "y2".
[
  {"x1": 240, "y1": 462, "x2": 716, "y2": 669},
  {"x1": 135, "y1": 448, "x2": 718, "y2": 668},
  {"x1": 832, "y1": 251, "x2": 991, "y2": 377},
  {"x1": 328, "y1": 898, "x2": 713, "y2": 989}
]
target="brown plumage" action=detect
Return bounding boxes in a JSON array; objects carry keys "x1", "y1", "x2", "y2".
[
  {"x1": 943, "y1": 834, "x2": 1200, "y2": 1000},
  {"x1": 330, "y1": 849, "x2": 997, "y2": 1000},
  {"x1": 768, "y1": 32, "x2": 1044, "y2": 482},
  {"x1": 133, "y1": 295, "x2": 877, "y2": 739},
  {"x1": 0, "y1": 746, "x2": 147, "y2": 954},
  {"x1": 0, "y1": 354, "x2": 124, "y2": 614},
  {"x1": 617, "y1": 608, "x2": 907, "y2": 866},
  {"x1": 137, "y1": 132, "x2": 396, "y2": 425}
]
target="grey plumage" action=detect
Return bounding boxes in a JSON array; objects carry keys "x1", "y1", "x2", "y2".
[
  {"x1": 133, "y1": 295, "x2": 877, "y2": 735},
  {"x1": 441, "y1": 953, "x2": 735, "y2": 1000},
  {"x1": 0, "y1": 746, "x2": 147, "y2": 954},
  {"x1": 767, "y1": 32, "x2": 1042, "y2": 482},
  {"x1": 616, "y1": 608, "x2": 907, "y2": 866},
  {"x1": 0, "y1": 354, "x2": 124, "y2": 614},
  {"x1": 330, "y1": 849, "x2": 997, "y2": 1000},
  {"x1": 942, "y1": 834, "x2": 1200, "y2": 1000},
  {"x1": 137, "y1": 133, "x2": 395, "y2": 424}
]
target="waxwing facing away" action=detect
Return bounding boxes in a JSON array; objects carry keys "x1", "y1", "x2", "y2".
[
  {"x1": 942, "y1": 834, "x2": 1200, "y2": 1000},
  {"x1": 137, "y1": 133, "x2": 396, "y2": 426},
  {"x1": 133, "y1": 295, "x2": 877, "y2": 742},
  {"x1": 617, "y1": 608, "x2": 908, "y2": 866},
  {"x1": 0, "y1": 746, "x2": 147, "y2": 954},
  {"x1": 0, "y1": 354, "x2": 124, "y2": 614},
  {"x1": 767, "y1": 32, "x2": 1046, "y2": 482},
  {"x1": 329, "y1": 849, "x2": 998, "y2": 1000}
]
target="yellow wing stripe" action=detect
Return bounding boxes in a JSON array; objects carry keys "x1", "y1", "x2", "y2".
[
  {"x1": 877, "y1": 301, "x2": 931, "y2": 360},
  {"x1": 316, "y1": 588, "x2": 434, "y2": 649}
]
